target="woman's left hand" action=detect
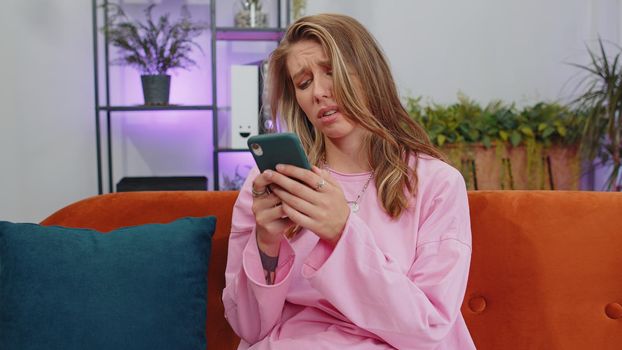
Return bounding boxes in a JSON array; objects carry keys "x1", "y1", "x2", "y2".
[{"x1": 268, "y1": 164, "x2": 350, "y2": 245}]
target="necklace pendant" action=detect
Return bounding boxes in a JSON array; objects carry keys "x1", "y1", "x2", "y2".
[{"x1": 348, "y1": 201, "x2": 359, "y2": 213}]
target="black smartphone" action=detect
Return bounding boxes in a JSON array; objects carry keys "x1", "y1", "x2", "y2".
[{"x1": 247, "y1": 133, "x2": 311, "y2": 172}]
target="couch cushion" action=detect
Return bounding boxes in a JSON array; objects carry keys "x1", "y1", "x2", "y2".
[
  {"x1": 0, "y1": 216, "x2": 215, "y2": 350},
  {"x1": 39, "y1": 191, "x2": 241, "y2": 350}
]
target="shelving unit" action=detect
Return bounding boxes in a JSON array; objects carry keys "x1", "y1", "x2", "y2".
[
  {"x1": 92, "y1": 0, "x2": 289, "y2": 194},
  {"x1": 210, "y1": 0, "x2": 289, "y2": 190}
]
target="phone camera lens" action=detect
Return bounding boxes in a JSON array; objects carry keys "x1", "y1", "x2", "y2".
[{"x1": 250, "y1": 143, "x2": 263, "y2": 156}]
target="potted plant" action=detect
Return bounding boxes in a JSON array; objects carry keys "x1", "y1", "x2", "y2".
[
  {"x1": 570, "y1": 38, "x2": 622, "y2": 191},
  {"x1": 102, "y1": 3, "x2": 207, "y2": 105},
  {"x1": 405, "y1": 95, "x2": 584, "y2": 190}
]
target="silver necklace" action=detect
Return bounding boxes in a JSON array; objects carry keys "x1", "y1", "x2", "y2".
[{"x1": 322, "y1": 158, "x2": 374, "y2": 213}]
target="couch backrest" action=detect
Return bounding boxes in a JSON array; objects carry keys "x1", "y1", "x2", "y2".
[
  {"x1": 41, "y1": 190, "x2": 622, "y2": 349},
  {"x1": 463, "y1": 191, "x2": 622, "y2": 349}
]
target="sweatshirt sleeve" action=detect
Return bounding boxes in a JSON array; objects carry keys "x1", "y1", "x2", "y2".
[
  {"x1": 222, "y1": 167, "x2": 297, "y2": 343},
  {"x1": 300, "y1": 166, "x2": 472, "y2": 349}
]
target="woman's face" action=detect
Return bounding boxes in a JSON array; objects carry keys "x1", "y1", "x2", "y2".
[{"x1": 286, "y1": 40, "x2": 362, "y2": 144}]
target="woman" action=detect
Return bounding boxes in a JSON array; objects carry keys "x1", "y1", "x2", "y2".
[{"x1": 223, "y1": 13, "x2": 475, "y2": 349}]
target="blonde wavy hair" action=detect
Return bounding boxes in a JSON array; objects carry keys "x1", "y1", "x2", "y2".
[{"x1": 267, "y1": 13, "x2": 445, "y2": 220}]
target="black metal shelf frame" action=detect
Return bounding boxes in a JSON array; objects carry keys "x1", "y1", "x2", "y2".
[
  {"x1": 92, "y1": 0, "x2": 289, "y2": 194},
  {"x1": 99, "y1": 105, "x2": 213, "y2": 112},
  {"x1": 218, "y1": 148, "x2": 251, "y2": 153},
  {"x1": 210, "y1": 0, "x2": 289, "y2": 190}
]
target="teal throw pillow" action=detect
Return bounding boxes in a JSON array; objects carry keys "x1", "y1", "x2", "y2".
[{"x1": 0, "y1": 216, "x2": 216, "y2": 350}]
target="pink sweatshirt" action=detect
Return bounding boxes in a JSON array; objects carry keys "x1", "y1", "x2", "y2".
[{"x1": 223, "y1": 155, "x2": 476, "y2": 349}]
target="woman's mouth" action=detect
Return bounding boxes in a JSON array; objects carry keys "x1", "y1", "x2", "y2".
[{"x1": 318, "y1": 107, "x2": 339, "y2": 119}]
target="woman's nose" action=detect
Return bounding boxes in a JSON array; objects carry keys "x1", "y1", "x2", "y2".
[{"x1": 313, "y1": 76, "x2": 332, "y2": 102}]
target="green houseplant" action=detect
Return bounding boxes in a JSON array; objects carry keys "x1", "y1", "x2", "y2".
[
  {"x1": 102, "y1": 3, "x2": 207, "y2": 105},
  {"x1": 570, "y1": 38, "x2": 622, "y2": 191},
  {"x1": 405, "y1": 95, "x2": 584, "y2": 190}
]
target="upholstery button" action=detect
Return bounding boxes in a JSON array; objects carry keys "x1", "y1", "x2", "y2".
[
  {"x1": 605, "y1": 303, "x2": 622, "y2": 319},
  {"x1": 468, "y1": 296, "x2": 487, "y2": 313}
]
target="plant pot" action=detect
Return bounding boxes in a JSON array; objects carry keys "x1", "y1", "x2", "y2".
[
  {"x1": 141, "y1": 74, "x2": 171, "y2": 105},
  {"x1": 545, "y1": 145, "x2": 580, "y2": 190},
  {"x1": 504, "y1": 144, "x2": 581, "y2": 190},
  {"x1": 441, "y1": 143, "x2": 581, "y2": 190}
]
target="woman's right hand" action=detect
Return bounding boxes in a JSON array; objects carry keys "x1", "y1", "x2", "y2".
[{"x1": 251, "y1": 170, "x2": 293, "y2": 256}]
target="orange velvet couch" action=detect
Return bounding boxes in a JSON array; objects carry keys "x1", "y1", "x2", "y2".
[{"x1": 41, "y1": 190, "x2": 622, "y2": 349}]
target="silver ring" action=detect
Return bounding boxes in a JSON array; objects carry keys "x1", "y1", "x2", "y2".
[
  {"x1": 252, "y1": 187, "x2": 268, "y2": 198},
  {"x1": 315, "y1": 178, "x2": 326, "y2": 191}
]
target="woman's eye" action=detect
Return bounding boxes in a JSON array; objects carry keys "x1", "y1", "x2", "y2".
[
  {"x1": 298, "y1": 79, "x2": 311, "y2": 89},
  {"x1": 326, "y1": 70, "x2": 333, "y2": 76}
]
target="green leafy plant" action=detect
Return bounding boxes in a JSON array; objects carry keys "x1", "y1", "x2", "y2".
[
  {"x1": 405, "y1": 95, "x2": 584, "y2": 190},
  {"x1": 570, "y1": 38, "x2": 622, "y2": 190},
  {"x1": 102, "y1": 3, "x2": 207, "y2": 75},
  {"x1": 406, "y1": 95, "x2": 582, "y2": 148},
  {"x1": 406, "y1": 94, "x2": 482, "y2": 147}
]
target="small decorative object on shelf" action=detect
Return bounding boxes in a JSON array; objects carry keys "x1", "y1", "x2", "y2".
[
  {"x1": 101, "y1": 3, "x2": 207, "y2": 105},
  {"x1": 222, "y1": 164, "x2": 252, "y2": 190},
  {"x1": 291, "y1": 0, "x2": 307, "y2": 20},
  {"x1": 235, "y1": 0, "x2": 268, "y2": 28}
]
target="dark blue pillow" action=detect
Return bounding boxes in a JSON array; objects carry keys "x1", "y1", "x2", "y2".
[{"x1": 0, "y1": 216, "x2": 216, "y2": 350}]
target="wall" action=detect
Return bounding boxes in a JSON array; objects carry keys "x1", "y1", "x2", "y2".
[
  {"x1": 0, "y1": 0, "x2": 619, "y2": 222},
  {"x1": 307, "y1": 0, "x2": 620, "y2": 104},
  {"x1": 0, "y1": 0, "x2": 95, "y2": 222}
]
